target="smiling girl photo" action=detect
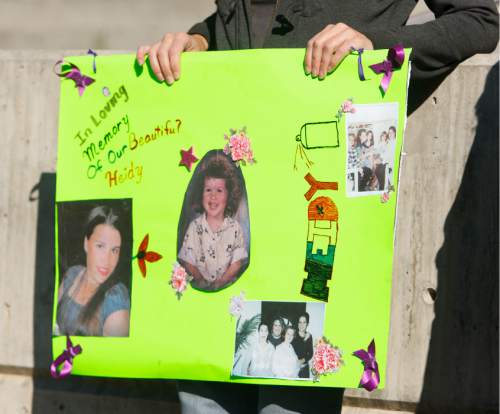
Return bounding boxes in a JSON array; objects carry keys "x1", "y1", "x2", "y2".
[{"x1": 177, "y1": 150, "x2": 250, "y2": 291}]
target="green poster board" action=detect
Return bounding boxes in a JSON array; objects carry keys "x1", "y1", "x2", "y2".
[{"x1": 52, "y1": 49, "x2": 410, "y2": 389}]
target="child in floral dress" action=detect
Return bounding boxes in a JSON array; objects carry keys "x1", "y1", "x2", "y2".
[{"x1": 178, "y1": 152, "x2": 248, "y2": 291}]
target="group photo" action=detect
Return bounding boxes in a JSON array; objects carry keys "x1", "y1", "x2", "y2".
[
  {"x1": 231, "y1": 301, "x2": 326, "y2": 380},
  {"x1": 345, "y1": 103, "x2": 398, "y2": 195}
]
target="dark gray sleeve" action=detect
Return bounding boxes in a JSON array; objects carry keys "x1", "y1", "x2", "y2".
[
  {"x1": 187, "y1": 13, "x2": 218, "y2": 51},
  {"x1": 363, "y1": 0, "x2": 499, "y2": 80}
]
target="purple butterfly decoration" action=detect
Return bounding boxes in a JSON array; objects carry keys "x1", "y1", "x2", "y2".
[{"x1": 54, "y1": 60, "x2": 95, "y2": 97}]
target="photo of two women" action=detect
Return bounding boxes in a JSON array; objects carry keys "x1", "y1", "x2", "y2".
[{"x1": 231, "y1": 301, "x2": 326, "y2": 381}]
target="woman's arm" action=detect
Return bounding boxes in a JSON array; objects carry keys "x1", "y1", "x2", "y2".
[
  {"x1": 306, "y1": 1, "x2": 498, "y2": 82},
  {"x1": 363, "y1": 0, "x2": 499, "y2": 80},
  {"x1": 103, "y1": 310, "x2": 130, "y2": 336}
]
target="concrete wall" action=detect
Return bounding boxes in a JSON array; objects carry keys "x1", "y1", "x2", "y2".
[
  {"x1": 0, "y1": 48, "x2": 497, "y2": 413},
  {"x1": 0, "y1": 0, "x2": 216, "y2": 50},
  {"x1": 0, "y1": 0, "x2": 437, "y2": 50}
]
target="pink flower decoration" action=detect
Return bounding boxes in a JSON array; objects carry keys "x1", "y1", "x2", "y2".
[
  {"x1": 341, "y1": 99, "x2": 356, "y2": 114},
  {"x1": 169, "y1": 262, "x2": 193, "y2": 300},
  {"x1": 223, "y1": 128, "x2": 256, "y2": 166},
  {"x1": 229, "y1": 291, "x2": 245, "y2": 318},
  {"x1": 381, "y1": 185, "x2": 394, "y2": 203},
  {"x1": 311, "y1": 337, "x2": 344, "y2": 381}
]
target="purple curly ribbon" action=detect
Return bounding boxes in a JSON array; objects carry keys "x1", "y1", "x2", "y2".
[
  {"x1": 369, "y1": 44, "x2": 405, "y2": 94},
  {"x1": 87, "y1": 49, "x2": 97, "y2": 73},
  {"x1": 350, "y1": 47, "x2": 365, "y2": 81},
  {"x1": 56, "y1": 60, "x2": 95, "y2": 96},
  {"x1": 353, "y1": 339, "x2": 380, "y2": 392},
  {"x1": 54, "y1": 60, "x2": 95, "y2": 96},
  {"x1": 50, "y1": 336, "x2": 82, "y2": 379}
]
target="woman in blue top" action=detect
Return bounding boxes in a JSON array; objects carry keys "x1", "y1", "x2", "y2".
[{"x1": 56, "y1": 206, "x2": 130, "y2": 337}]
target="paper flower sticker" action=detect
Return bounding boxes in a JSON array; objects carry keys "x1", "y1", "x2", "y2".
[
  {"x1": 134, "y1": 234, "x2": 163, "y2": 278},
  {"x1": 223, "y1": 127, "x2": 256, "y2": 167},
  {"x1": 50, "y1": 336, "x2": 82, "y2": 379},
  {"x1": 311, "y1": 337, "x2": 344, "y2": 381},
  {"x1": 380, "y1": 184, "x2": 395, "y2": 204},
  {"x1": 335, "y1": 98, "x2": 356, "y2": 121},
  {"x1": 169, "y1": 262, "x2": 193, "y2": 300},
  {"x1": 229, "y1": 291, "x2": 245, "y2": 318}
]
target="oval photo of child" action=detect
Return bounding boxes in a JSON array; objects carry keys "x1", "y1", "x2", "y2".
[{"x1": 177, "y1": 149, "x2": 250, "y2": 291}]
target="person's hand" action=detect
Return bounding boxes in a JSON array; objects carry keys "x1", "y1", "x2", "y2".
[
  {"x1": 304, "y1": 23, "x2": 373, "y2": 79},
  {"x1": 136, "y1": 33, "x2": 208, "y2": 85}
]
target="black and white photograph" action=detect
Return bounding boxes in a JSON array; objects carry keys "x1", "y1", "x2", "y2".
[
  {"x1": 231, "y1": 301, "x2": 326, "y2": 381},
  {"x1": 177, "y1": 149, "x2": 250, "y2": 292},
  {"x1": 345, "y1": 103, "x2": 399, "y2": 196},
  {"x1": 54, "y1": 199, "x2": 132, "y2": 337}
]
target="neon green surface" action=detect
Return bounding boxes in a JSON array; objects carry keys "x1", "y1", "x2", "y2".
[{"x1": 53, "y1": 49, "x2": 410, "y2": 388}]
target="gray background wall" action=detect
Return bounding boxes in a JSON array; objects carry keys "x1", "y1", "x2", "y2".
[
  {"x1": 0, "y1": 0, "x2": 434, "y2": 50},
  {"x1": 0, "y1": 1, "x2": 498, "y2": 413}
]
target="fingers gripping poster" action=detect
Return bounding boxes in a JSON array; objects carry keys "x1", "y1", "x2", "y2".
[{"x1": 53, "y1": 49, "x2": 410, "y2": 389}]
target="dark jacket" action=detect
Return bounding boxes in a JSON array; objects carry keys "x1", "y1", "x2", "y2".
[{"x1": 188, "y1": 0, "x2": 499, "y2": 81}]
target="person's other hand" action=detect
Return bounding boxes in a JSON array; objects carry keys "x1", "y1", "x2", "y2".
[
  {"x1": 136, "y1": 33, "x2": 208, "y2": 85},
  {"x1": 304, "y1": 23, "x2": 373, "y2": 79}
]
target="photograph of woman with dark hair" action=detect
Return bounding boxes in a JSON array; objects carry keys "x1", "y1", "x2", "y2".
[
  {"x1": 178, "y1": 151, "x2": 248, "y2": 291},
  {"x1": 56, "y1": 205, "x2": 130, "y2": 337},
  {"x1": 292, "y1": 312, "x2": 314, "y2": 378},
  {"x1": 268, "y1": 318, "x2": 284, "y2": 348}
]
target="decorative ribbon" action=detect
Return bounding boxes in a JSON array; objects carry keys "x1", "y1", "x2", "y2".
[
  {"x1": 293, "y1": 142, "x2": 313, "y2": 170},
  {"x1": 369, "y1": 44, "x2": 405, "y2": 94},
  {"x1": 87, "y1": 49, "x2": 97, "y2": 73},
  {"x1": 350, "y1": 47, "x2": 365, "y2": 81},
  {"x1": 50, "y1": 336, "x2": 82, "y2": 379},
  {"x1": 353, "y1": 339, "x2": 380, "y2": 391},
  {"x1": 304, "y1": 173, "x2": 338, "y2": 201},
  {"x1": 54, "y1": 60, "x2": 95, "y2": 97}
]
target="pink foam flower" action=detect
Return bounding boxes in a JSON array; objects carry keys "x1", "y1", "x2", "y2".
[
  {"x1": 341, "y1": 99, "x2": 356, "y2": 114},
  {"x1": 311, "y1": 337, "x2": 344, "y2": 381},
  {"x1": 223, "y1": 128, "x2": 256, "y2": 166},
  {"x1": 169, "y1": 262, "x2": 193, "y2": 300}
]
